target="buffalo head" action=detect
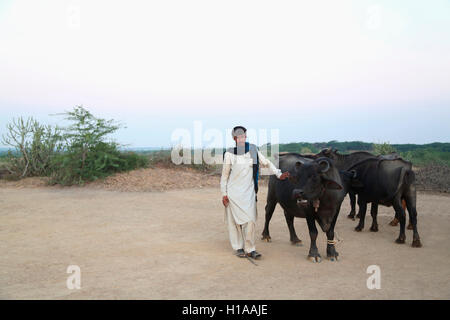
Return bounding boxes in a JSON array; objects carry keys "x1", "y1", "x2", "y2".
[
  {"x1": 290, "y1": 157, "x2": 342, "y2": 207},
  {"x1": 318, "y1": 147, "x2": 338, "y2": 159}
]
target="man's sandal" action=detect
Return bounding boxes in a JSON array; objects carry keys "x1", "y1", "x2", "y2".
[
  {"x1": 235, "y1": 249, "x2": 247, "y2": 258},
  {"x1": 247, "y1": 251, "x2": 262, "y2": 259}
]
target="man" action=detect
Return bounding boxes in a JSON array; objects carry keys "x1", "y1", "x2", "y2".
[{"x1": 220, "y1": 126, "x2": 290, "y2": 259}]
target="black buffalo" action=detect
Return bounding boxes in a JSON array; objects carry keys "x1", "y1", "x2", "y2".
[
  {"x1": 261, "y1": 153, "x2": 359, "y2": 262},
  {"x1": 348, "y1": 157, "x2": 422, "y2": 247},
  {"x1": 318, "y1": 148, "x2": 413, "y2": 229},
  {"x1": 316, "y1": 148, "x2": 381, "y2": 219}
]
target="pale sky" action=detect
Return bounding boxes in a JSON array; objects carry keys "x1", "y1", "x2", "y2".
[{"x1": 0, "y1": 0, "x2": 449, "y2": 148}]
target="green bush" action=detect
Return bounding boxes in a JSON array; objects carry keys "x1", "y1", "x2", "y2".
[
  {"x1": 1, "y1": 106, "x2": 149, "y2": 185},
  {"x1": 48, "y1": 106, "x2": 149, "y2": 185},
  {"x1": 300, "y1": 147, "x2": 313, "y2": 154},
  {"x1": 400, "y1": 149, "x2": 450, "y2": 167},
  {"x1": 119, "y1": 151, "x2": 150, "y2": 171},
  {"x1": 373, "y1": 142, "x2": 397, "y2": 155}
]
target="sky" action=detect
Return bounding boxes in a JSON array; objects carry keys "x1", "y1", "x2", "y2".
[{"x1": 0, "y1": 0, "x2": 449, "y2": 148}]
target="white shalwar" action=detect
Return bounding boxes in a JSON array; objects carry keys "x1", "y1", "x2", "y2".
[{"x1": 220, "y1": 149, "x2": 282, "y2": 253}]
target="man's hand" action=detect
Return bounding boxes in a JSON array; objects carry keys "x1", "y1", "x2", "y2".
[
  {"x1": 222, "y1": 195, "x2": 229, "y2": 207},
  {"x1": 279, "y1": 171, "x2": 290, "y2": 180}
]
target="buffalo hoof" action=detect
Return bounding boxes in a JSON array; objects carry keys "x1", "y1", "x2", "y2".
[
  {"x1": 407, "y1": 223, "x2": 413, "y2": 230},
  {"x1": 328, "y1": 256, "x2": 339, "y2": 262},
  {"x1": 370, "y1": 225, "x2": 379, "y2": 232},
  {"x1": 355, "y1": 226, "x2": 363, "y2": 232},
  {"x1": 389, "y1": 218, "x2": 399, "y2": 226},
  {"x1": 347, "y1": 213, "x2": 355, "y2": 220},
  {"x1": 308, "y1": 255, "x2": 321, "y2": 263},
  {"x1": 291, "y1": 240, "x2": 303, "y2": 246},
  {"x1": 261, "y1": 235, "x2": 272, "y2": 242},
  {"x1": 395, "y1": 236, "x2": 406, "y2": 244},
  {"x1": 412, "y1": 239, "x2": 422, "y2": 248},
  {"x1": 327, "y1": 251, "x2": 339, "y2": 262},
  {"x1": 356, "y1": 213, "x2": 361, "y2": 218}
]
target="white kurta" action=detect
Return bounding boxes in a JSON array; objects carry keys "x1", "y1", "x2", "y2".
[{"x1": 220, "y1": 150, "x2": 282, "y2": 225}]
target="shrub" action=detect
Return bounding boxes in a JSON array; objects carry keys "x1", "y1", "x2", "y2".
[
  {"x1": 1, "y1": 117, "x2": 62, "y2": 178},
  {"x1": 373, "y1": 142, "x2": 397, "y2": 155},
  {"x1": 400, "y1": 149, "x2": 450, "y2": 167},
  {"x1": 300, "y1": 147, "x2": 312, "y2": 154},
  {"x1": 48, "y1": 106, "x2": 128, "y2": 185},
  {"x1": 119, "y1": 151, "x2": 150, "y2": 171},
  {"x1": 1, "y1": 107, "x2": 150, "y2": 184}
]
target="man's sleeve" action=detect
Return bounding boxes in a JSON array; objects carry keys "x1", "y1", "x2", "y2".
[
  {"x1": 257, "y1": 150, "x2": 282, "y2": 178},
  {"x1": 220, "y1": 152, "x2": 232, "y2": 196}
]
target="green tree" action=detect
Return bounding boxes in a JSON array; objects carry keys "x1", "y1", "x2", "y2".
[
  {"x1": 49, "y1": 106, "x2": 127, "y2": 185},
  {"x1": 300, "y1": 147, "x2": 312, "y2": 154},
  {"x1": 373, "y1": 142, "x2": 397, "y2": 155}
]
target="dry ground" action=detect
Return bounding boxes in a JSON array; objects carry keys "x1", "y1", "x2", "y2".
[{"x1": 0, "y1": 168, "x2": 449, "y2": 299}]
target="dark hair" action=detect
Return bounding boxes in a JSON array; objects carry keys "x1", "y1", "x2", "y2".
[{"x1": 232, "y1": 126, "x2": 247, "y2": 137}]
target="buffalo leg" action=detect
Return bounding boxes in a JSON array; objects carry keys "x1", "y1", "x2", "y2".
[
  {"x1": 283, "y1": 211, "x2": 302, "y2": 245},
  {"x1": 405, "y1": 186, "x2": 422, "y2": 247},
  {"x1": 326, "y1": 209, "x2": 339, "y2": 261},
  {"x1": 261, "y1": 197, "x2": 277, "y2": 242},
  {"x1": 403, "y1": 198, "x2": 413, "y2": 229},
  {"x1": 395, "y1": 199, "x2": 413, "y2": 229},
  {"x1": 355, "y1": 195, "x2": 362, "y2": 219},
  {"x1": 355, "y1": 200, "x2": 367, "y2": 232},
  {"x1": 305, "y1": 213, "x2": 321, "y2": 263},
  {"x1": 406, "y1": 196, "x2": 413, "y2": 229},
  {"x1": 393, "y1": 196, "x2": 406, "y2": 244},
  {"x1": 347, "y1": 191, "x2": 356, "y2": 220},
  {"x1": 370, "y1": 203, "x2": 379, "y2": 232},
  {"x1": 389, "y1": 199, "x2": 406, "y2": 226},
  {"x1": 389, "y1": 216, "x2": 399, "y2": 226}
]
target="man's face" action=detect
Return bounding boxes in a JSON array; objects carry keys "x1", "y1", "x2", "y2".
[{"x1": 234, "y1": 133, "x2": 246, "y2": 146}]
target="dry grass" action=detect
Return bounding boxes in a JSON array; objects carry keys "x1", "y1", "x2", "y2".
[
  {"x1": 0, "y1": 164, "x2": 221, "y2": 192},
  {"x1": 86, "y1": 163, "x2": 221, "y2": 192},
  {"x1": 0, "y1": 162, "x2": 273, "y2": 193}
]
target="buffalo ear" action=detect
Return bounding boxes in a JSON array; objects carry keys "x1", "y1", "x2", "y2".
[
  {"x1": 340, "y1": 169, "x2": 357, "y2": 180},
  {"x1": 340, "y1": 170, "x2": 354, "y2": 180},
  {"x1": 323, "y1": 178, "x2": 343, "y2": 190},
  {"x1": 348, "y1": 170, "x2": 364, "y2": 188}
]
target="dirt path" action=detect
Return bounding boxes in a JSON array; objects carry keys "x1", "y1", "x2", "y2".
[{"x1": 0, "y1": 186, "x2": 449, "y2": 299}]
